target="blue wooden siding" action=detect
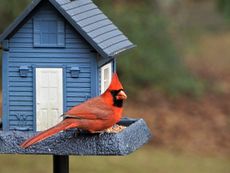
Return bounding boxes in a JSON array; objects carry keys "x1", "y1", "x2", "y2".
[
  {"x1": 4, "y1": 3, "x2": 98, "y2": 131},
  {"x1": 2, "y1": 51, "x2": 9, "y2": 131}
]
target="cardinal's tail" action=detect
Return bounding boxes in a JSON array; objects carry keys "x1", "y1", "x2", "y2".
[{"x1": 20, "y1": 119, "x2": 79, "y2": 149}]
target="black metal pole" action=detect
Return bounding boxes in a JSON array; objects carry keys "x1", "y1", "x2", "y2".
[{"x1": 53, "y1": 155, "x2": 69, "y2": 173}]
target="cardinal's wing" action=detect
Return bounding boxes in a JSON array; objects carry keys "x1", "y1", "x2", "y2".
[{"x1": 63, "y1": 97, "x2": 113, "y2": 120}]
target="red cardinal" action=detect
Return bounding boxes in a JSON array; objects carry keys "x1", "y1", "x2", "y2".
[{"x1": 20, "y1": 73, "x2": 127, "y2": 148}]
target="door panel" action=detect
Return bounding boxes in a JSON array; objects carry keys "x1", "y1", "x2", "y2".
[{"x1": 36, "y1": 68, "x2": 63, "y2": 131}]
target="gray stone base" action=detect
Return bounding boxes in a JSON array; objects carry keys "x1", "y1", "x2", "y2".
[{"x1": 0, "y1": 118, "x2": 151, "y2": 156}]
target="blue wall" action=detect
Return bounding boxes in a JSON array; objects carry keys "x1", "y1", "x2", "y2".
[{"x1": 3, "y1": 3, "x2": 99, "y2": 131}]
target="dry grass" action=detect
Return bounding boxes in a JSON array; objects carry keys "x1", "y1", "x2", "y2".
[
  {"x1": 0, "y1": 146, "x2": 229, "y2": 173},
  {"x1": 125, "y1": 93, "x2": 230, "y2": 156}
]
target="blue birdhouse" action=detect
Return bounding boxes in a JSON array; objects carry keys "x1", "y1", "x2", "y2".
[
  {"x1": 0, "y1": 0, "x2": 135, "y2": 132},
  {"x1": 0, "y1": 0, "x2": 151, "y2": 157}
]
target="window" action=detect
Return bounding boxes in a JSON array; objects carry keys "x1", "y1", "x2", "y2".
[
  {"x1": 33, "y1": 19, "x2": 65, "y2": 47},
  {"x1": 101, "y1": 62, "x2": 112, "y2": 93}
]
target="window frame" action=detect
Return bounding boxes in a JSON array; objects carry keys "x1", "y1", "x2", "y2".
[
  {"x1": 101, "y1": 62, "x2": 112, "y2": 94},
  {"x1": 33, "y1": 19, "x2": 65, "y2": 48}
]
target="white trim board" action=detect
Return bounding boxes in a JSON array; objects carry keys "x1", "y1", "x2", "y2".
[{"x1": 101, "y1": 62, "x2": 112, "y2": 94}]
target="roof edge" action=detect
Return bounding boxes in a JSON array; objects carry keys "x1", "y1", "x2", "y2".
[
  {"x1": 108, "y1": 44, "x2": 137, "y2": 58},
  {"x1": 49, "y1": 0, "x2": 110, "y2": 58}
]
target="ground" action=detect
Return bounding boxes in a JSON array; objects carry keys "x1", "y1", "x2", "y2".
[{"x1": 0, "y1": 146, "x2": 229, "y2": 173}]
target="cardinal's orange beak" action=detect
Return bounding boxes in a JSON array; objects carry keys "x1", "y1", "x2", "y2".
[{"x1": 116, "y1": 90, "x2": 127, "y2": 100}]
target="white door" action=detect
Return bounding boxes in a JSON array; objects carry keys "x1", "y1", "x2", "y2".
[{"x1": 36, "y1": 68, "x2": 63, "y2": 131}]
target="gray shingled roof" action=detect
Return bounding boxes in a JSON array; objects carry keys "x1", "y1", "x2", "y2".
[{"x1": 0, "y1": 0, "x2": 135, "y2": 58}]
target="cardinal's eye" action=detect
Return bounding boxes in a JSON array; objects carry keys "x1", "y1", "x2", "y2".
[{"x1": 110, "y1": 89, "x2": 123, "y2": 97}]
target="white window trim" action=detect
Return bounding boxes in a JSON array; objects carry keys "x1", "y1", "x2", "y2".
[{"x1": 101, "y1": 62, "x2": 112, "y2": 94}]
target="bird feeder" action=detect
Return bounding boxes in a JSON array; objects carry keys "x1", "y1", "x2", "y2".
[
  {"x1": 0, "y1": 0, "x2": 151, "y2": 172},
  {"x1": 0, "y1": 118, "x2": 151, "y2": 155}
]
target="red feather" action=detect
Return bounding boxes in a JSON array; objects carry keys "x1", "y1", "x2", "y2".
[{"x1": 20, "y1": 73, "x2": 127, "y2": 148}]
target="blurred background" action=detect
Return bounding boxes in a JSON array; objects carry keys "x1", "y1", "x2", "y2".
[{"x1": 0, "y1": 0, "x2": 230, "y2": 172}]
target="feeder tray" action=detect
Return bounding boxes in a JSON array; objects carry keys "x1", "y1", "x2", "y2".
[{"x1": 0, "y1": 118, "x2": 151, "y2": 156}]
